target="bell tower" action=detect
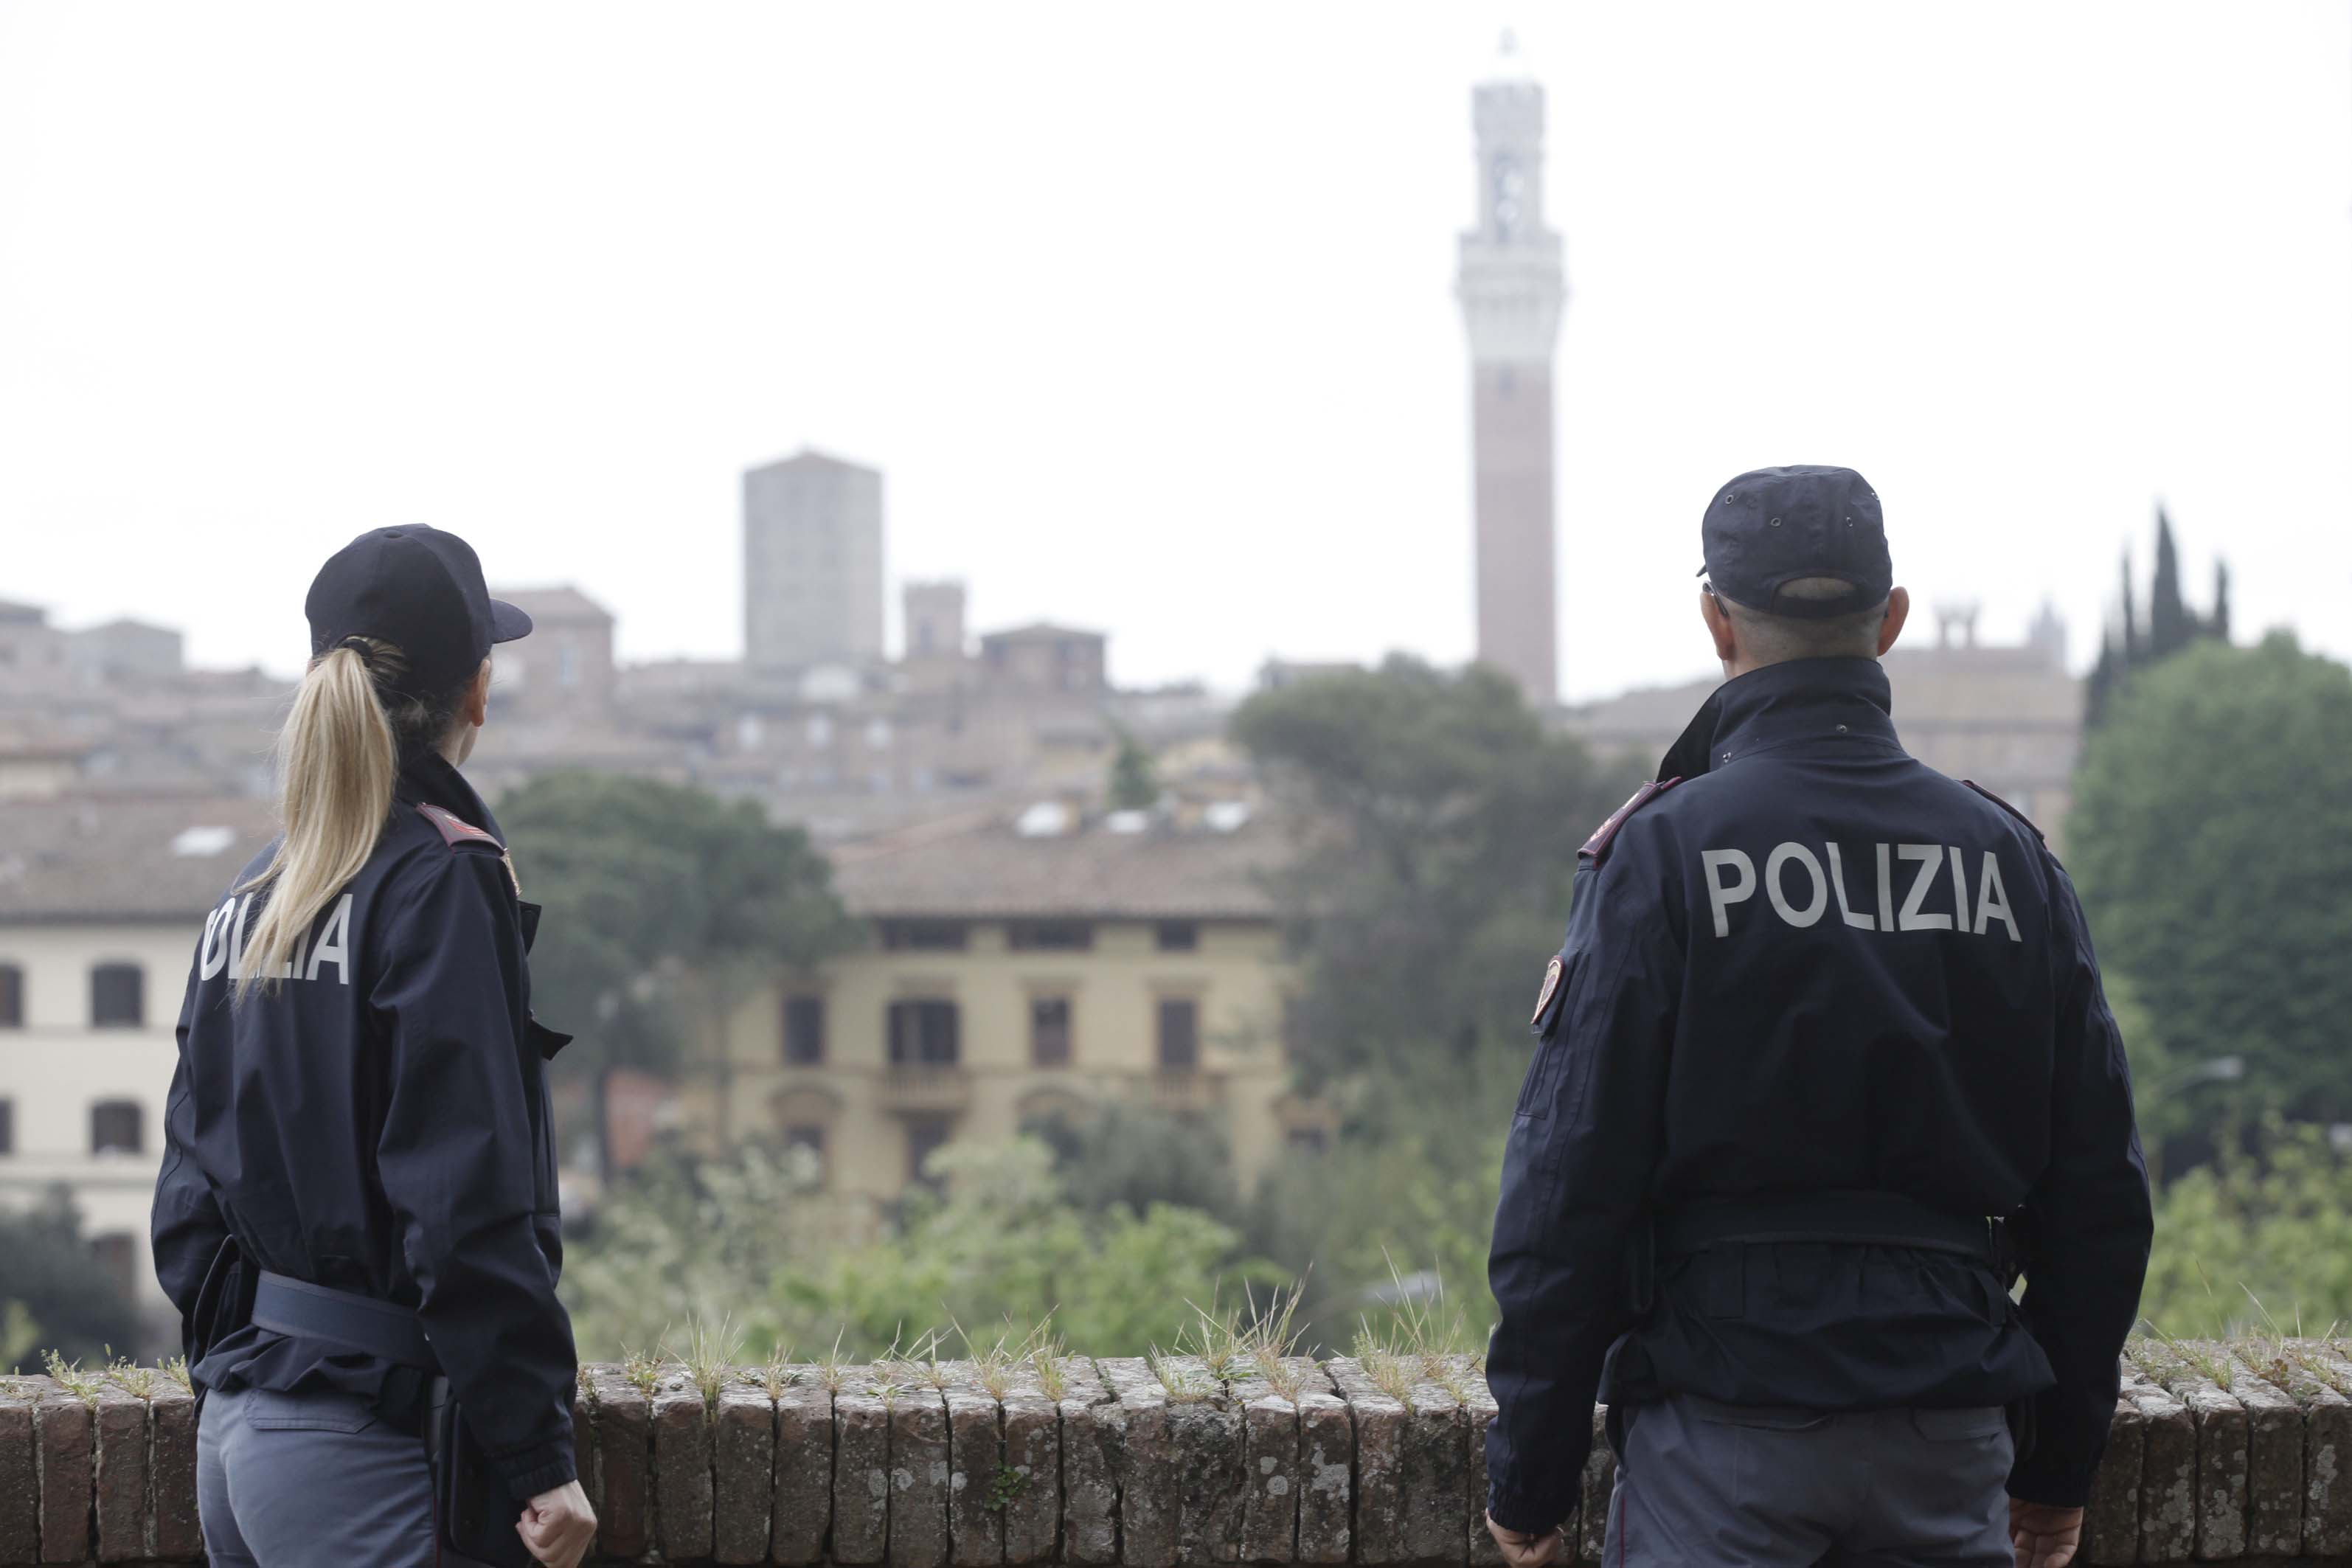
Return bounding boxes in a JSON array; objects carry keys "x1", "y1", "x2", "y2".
[{"x1": 1456, "y1": 35, "x2": 1566, "y2": 707}]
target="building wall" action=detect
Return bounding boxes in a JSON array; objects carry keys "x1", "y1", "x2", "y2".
[
  {"x1": 699, "y1": 917, "x2": 1294, "y2": 1210},
  {"x1": 744, "y1": 455, "x2": 886, "y2": 671},
  {"x1": 0, "y1": 920, "x2": 190, "y2": 1314},
  {"x1": 496, "y1": 614, "x2": 615, "y2": 715}
]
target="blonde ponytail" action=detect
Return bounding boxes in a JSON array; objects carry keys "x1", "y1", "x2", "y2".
[{"x1": 234, "y1": 640, "x2": 402, "y2": 996}]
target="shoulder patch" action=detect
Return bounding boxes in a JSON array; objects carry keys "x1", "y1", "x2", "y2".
[
  {"x1": 1962, "y1": 780, "x2": 2044, "y2": 843},
  {"x1": 416, "y1": 802, "x2": 503, "y2": 851},
  {"x1": 1579, "y1": 777, "x2": 1682, "y2": 863}
]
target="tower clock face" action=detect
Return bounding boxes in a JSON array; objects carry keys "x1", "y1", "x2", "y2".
[{"x1": 1491, "y1": 156, "x2": 1525, "y2": 239}]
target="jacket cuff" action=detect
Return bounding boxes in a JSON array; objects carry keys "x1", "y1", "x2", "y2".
[
  {"x1": 1487, "y1": 1485, "x2": 1576, "y2": 1537},
  {"x1": 493, "y1": 1440, "x2": 579, "y2": 1501},
  {"x1": 2005, "y1": 1454, "x2": 2094, "y2": 1510}
]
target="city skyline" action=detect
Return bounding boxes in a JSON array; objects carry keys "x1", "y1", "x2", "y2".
[{"x1": 1, "y1": 4, "x2": 2346, "y2": 701}]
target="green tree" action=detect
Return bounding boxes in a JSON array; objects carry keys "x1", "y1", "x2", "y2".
[
  {"x1": 1107, "y1": 729, "x2": 1160, "y2": 812},
  {"x1": 4, "y1": 1187, "x2": 143, "y2": 1365},
  {"x1": 2137, "y1": 1120, "x2": 2352, "y2": 1339},
  {"x1": 498, "y1": 774, "x2": 863, "y2": 1176},
  {"x1": 561, "y1": 1138, "x2": 1267, "y2": 1359},
  {"x1": 2070, "y1": 634, "x2": 2352, "y2": 1127},
  {"x1": 1230, "y1": 656, "x2": 1642, "y2": 1106}
]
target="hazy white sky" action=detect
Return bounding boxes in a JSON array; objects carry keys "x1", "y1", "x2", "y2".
[{"x1": 1, "y1": 3, "x2": 2346, "y2": 701}]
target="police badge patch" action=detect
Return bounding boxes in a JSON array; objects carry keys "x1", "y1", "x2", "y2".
[{"x1": 1530, "y1": 954, "x2": 1564, "y2": 1027}]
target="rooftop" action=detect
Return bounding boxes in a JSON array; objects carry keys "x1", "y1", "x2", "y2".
[
  {"x1": 0, "y1": 796, "x2": 277, "y2": 923},
  {"x1": 829, "y1": 811, "x2": 1285, "y2": 921},
  {"x1": 492, "y1": 586, "x2": 616, "y2": 625}
]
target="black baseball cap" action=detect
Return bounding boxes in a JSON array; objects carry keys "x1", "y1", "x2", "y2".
[
  {"x1": 305, "y1": 525, "x2": 533, "y2": 695},
  {"x1": 1699, "y1": 465, "x2": 1893, "y2": 620}
]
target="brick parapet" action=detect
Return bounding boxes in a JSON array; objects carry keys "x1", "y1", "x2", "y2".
[{"x1": 4, "y1": 1347, "x2": 2352, "y2": 1564}]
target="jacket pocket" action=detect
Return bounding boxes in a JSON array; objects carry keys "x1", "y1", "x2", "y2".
[{"x1": 1513, "y1": 952, "x2": 1583, "y2": 1120}]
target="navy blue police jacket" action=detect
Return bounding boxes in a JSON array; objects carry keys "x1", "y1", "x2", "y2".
[
  {"x1": 1485, "y1": 656, "x2": 2152, "y2": 1529},
  {"x1": 150, "y1": 749, "x2": 579, "y2": 1500}
]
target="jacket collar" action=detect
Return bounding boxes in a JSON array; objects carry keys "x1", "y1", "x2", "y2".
[
  {"x1": 392, "y1": 747, "x2": 504, "y2": 847},
  {"x1": 1656, "y1": 656, "x2": 1900, "y2": 782}
]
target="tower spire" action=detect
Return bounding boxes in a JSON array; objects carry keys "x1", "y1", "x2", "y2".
[{"x1": 1456, "y1": 55, "x2": 1566, "y2": 706}]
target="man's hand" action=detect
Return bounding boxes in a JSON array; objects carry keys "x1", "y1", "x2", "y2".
[
  {"x1": 518, "y1": 1479, "x2": 597, "y2": 1568},
  {"x1": 1485, "y1": 1510, "x2": 1567, "y2": 1568},
  {"x1": 2009, "y1": 1499, "x2": 2083, "y2": 1568}
]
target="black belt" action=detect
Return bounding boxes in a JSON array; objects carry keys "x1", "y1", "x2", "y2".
[
  {"x1": 251, "y1": 1271, "x2": 439, "y2": 1370},
  {"x1": 1657, "y1": 1190, "x2": 1997, "y2": 1263}
]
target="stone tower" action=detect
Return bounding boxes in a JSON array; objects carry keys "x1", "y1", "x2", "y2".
[
  {"x1": 743, "y1": 448, "x2": 885, "y2": 671},
  {"x1": 1455, "y1": 39, "x2": 1566, "y2": 707}
]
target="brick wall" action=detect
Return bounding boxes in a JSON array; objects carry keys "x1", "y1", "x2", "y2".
[{"x1": 5, "y1": 1342, "x2": 2351, "y2": 1565}]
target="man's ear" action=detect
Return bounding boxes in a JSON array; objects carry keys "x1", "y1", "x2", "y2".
[
  {"x1": 1877, "y1": 587, "x2": 1911, "y2": 656},
  {"x1": 1701, "y1": 587, "x2": 1738, "y2": 664}
]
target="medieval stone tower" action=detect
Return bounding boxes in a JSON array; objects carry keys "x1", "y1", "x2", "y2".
[{"x1": 1455, "y1": 41, "x2": 1566, "y2": 707}]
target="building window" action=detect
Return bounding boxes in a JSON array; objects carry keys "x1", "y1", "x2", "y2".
[
  {"x1": 783, "y1": 996, "x2": 826, "y2": 1066},
  {"x1": 90, "y1": 963, "x2": 143, "y2": 1028},
  {"x1": 1030, "y1": 997, "x2": 1072, "y2": 1068},
  {"x1": 1156, "y1": 998, "x2": 1200, "y2": 1072},
  {"x1": 887, "y1": 1000, "x2": 961, "y2": 1066},
  {"x1": 1155, "y1": 921, "x2": 1198, "y2": 952},
  {"x1": 0, "y1": 1097, "x2": 13, "y2": 1154},
  {"x1": 881, "y1": 920, "x2": 969, "y2": 951},
  {"x1": 91, "y1": 1098, "x2": 144, "y2": 1156},
  {"x1": 1008, "y1": 920, "x2": 1093, "y2": 951},
  {"x1": 906, "y1": 1116, "x2": 954, "y2": 1187},
  {"x1": 785, "y1": 1123, "x2": 826, "y2": 1178},
  {"x1": 0, "y1": 964, "x2": 21, "y2": 1027},
  {"x1": 557, "y1": 644, "x2": 579, "y2": 687}
]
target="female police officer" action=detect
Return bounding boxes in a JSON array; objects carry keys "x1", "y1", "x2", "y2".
[{"x1": 150, "y1": 525, "x2": 596, "y2": 1568}]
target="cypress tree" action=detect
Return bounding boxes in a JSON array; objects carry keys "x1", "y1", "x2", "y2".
[
  {"x1": 2120, "y1": 551, "x2": 2142, "y2": 667},
  {"x1": 2085, "y1": 631, "x2": 2119, "y2": 729},
  {"x1": 2211, "y1": 560, "x2": 2232, "y2": 642},
  {"x1": 2149, "y1": 507, "x2": 2193, "y2": 659}
]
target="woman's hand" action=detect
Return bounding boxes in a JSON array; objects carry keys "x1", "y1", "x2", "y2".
[
  {"x1": 1485, "y1": 1511, "x2": 1567, "y2": 1568},
  {"x1": 518, "y1": 1479, "x2": 597, "y2": 1568}
]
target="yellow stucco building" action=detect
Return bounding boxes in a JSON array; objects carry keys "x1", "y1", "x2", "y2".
[{"x1": 698, "y1": 808, "x2": 1325, "y2": 1210}]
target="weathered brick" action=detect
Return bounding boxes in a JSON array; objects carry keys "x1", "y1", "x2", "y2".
[
  {"x1": 1295, "y1": 1364, "x2": 1353, "y2": 1567},
  {"x1": 89, "y1": 1381, "x2": 147, "y2": 1563},
  {"x1": 771, "y1": 1374, "x2": 834, "y2": 1565},
  {"x1": 1325, "y1": 1358, "x2": 1407, "y2": 1565},
  {"x1": 714, "y1": 1378, "x2": 777, "y2": 1564},
  {"x1": 943, "y1": 1370, "x2": 1003, "y2": 1567},
  {"x1": 1459, "y1": 1364, "x2": 1503, "y2": 1568},
  {"x1": 1402, "y1": 1368, "x2": 1468, "y2": 1566},
  {"x1": 589, "y1": 1367, "x2": 653, "y2": 1558},
  {"x1": 2293, "y1": 1342, "x2": 2352, "y2": 1557},
  {"x1": 1158, "y1": 1354, "x2": 1241, "y2": 1564},
  {"x1": 0, "y1": 1376, "x2": 39, "y2": 1565},
  {"x1": 888, "y1": 1387, "x2": 951, "y2": 1568},
  {"x1": 1575, "y1": 1406, "x2": 1613, "y2": 1566},
  {"x1": 1055, "y1": 1358, "x2": 1120, "y2": 1567},
  {"x1": 1229, "y1": 1364, "x2": 1299, "y2": 1564},
  {"x1": 1097, "y1": 1357, "x2": 1179, "y2": 1568},
  {"x1": 2134, "y1": 1342, "x2": 2247, "y2": 1560},
  {"x1": 147, "y1": 1378, "x2": 200, "y2": 1561},
  {"x1": 2206, "y1": 1346, "x2": 2303, "y2": 1558},
  {"x1": 998, "y1": 1366, "x2": 1059, "y2": 1566},
  {"x1": 2080, "y1": 1386, "x2": 2143, "y2": 1566},
  {"x1": 571, "y1": 1378, "x2": 601, "y2": 1530},
  {"x1": 35, "y1": 1381, "x2": 94, "y2": 1564},
  {"x1": 2123, "y1": 1364, "x2": 2196, "y2": 1564},
  {"x1": 654, "y1": 1377, "x2": 716, "y2": 1561},
  {"x1": 833, "y1": 1378, "x2": 892, "y2": 1567}
]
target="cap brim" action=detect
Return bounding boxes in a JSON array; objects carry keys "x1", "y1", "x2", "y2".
[{"x1": 488, "y1": 599, "x2": 535, "y2": 643}]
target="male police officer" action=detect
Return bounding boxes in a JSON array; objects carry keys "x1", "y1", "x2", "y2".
[{"x1": 1482, "y1": 467, "x2": 2152, "y2": 1568}]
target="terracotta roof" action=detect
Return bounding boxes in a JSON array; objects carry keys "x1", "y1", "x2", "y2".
[
  {"x1": 0, "y1": 796, "x2": 278, "y2": 923},
  {"x1": 828, "y1": 814, "x2": 1285, "y2": 921}
]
